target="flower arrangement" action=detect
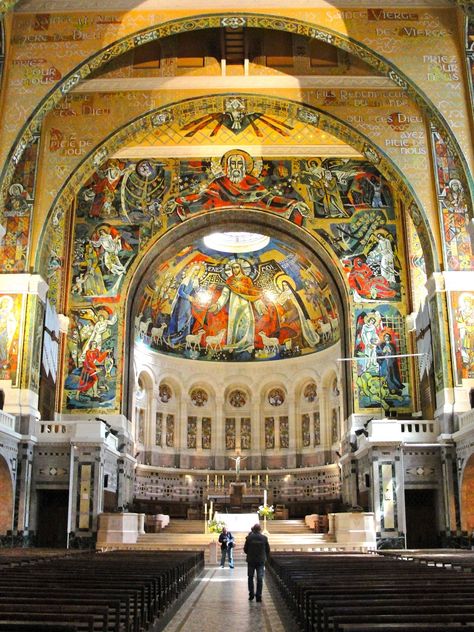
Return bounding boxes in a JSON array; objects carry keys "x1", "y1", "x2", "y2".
[
  {"x1": 258, "y1": 504, "x2": 274, "y2": 519},
  {"x1": 208, "y1": 518, "x2": 227, "y2": 534}
]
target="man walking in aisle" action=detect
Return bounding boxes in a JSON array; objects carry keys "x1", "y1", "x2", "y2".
[
  {"x1": 218, "y1": 527, "x2": 235, "y2": 568},
  {"x1": 244, "y1": 523, "x2": 271, "y2": 602}
]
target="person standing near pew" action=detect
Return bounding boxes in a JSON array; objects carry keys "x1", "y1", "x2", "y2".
[
  {"x1": 244, "y1": 523, "x2": 271, "y2": 603},
  {"x1": 218, "y1": 527, "x2": 235, "y2": 568}
]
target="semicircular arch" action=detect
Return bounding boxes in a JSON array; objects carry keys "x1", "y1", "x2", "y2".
[
  {"x1": 38, "y1": 93, "x2": 438, "y2": 292},
  {"x1": 123, "y1": 208, "x2": 350, "y2": 418},
  {"x1": 461, "y1": 453, "x2": 474, "y2": 532},
  {"x1": 0, "y1": 454, "x2": 14, "y2": 535},
  {"x1": 1, "y1": 10, "x2": 471, "y2": 220}
]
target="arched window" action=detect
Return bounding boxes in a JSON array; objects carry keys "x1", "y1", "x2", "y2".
[
  {"x1": 300, "y1": 380, "x2": 320, "y2": 449},
  {"x1": 263, "y1": 386, "x2": 288, "y2": 450},
  {"x1": 187, "y1": 387, "x2": 213, "y2": 450},
  {"x1": 155, "y1": 381, "x2": 175, "y2": 450},
  {"x1": 224, "y1": 388, "x2": 251, "y2": 451}
]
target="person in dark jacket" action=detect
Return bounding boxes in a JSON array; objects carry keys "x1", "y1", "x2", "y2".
[
  {"x1": 218, "y1": 527, "x2": 235, "y2": 568},
  {"x1": 243, "y1": 523, "x2": 271, "y2": 602}
]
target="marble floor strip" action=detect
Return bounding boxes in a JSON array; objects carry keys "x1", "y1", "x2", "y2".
[{"x1": 159, "y1": 563, "x2": 300, "y2": 632}]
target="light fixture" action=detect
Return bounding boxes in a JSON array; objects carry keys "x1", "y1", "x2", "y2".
[{"x1": 203, "y1": 231, "x2": 270, "y2": 253}]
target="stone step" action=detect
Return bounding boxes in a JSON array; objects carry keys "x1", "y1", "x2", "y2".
[
  {"x1": 137, "y1": 533, "x2": 334, "y2": 547},
  {"x1": 163, "y1": 518, "x2": 314, "y2": 534},
  {"x1": 165, "y1": 520, "x2": 203, "y2": 533}
]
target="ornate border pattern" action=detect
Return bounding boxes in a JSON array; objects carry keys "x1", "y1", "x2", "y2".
[{"x1": 0, "y1": 12, "x2": 472, "y2": 210}]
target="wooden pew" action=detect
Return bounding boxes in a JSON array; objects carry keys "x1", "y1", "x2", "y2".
[
  {"x1": 0, "y1": 625, "x2": 78, "y2": 632},
  {"x1": 0, "y1": 550, "x2": 204, "y2": 632},
  {"x1": 268, "y1": 551, "x2": 474, "y2": 632}
]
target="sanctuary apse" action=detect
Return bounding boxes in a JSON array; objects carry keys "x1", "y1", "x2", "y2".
[{"x1": 0, "y1": 0, "x2": 472, "y2": 552}]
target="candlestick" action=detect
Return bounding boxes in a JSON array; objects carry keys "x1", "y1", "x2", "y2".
[
  {"x1": 206, "y1": 474, "x2": 210, "y2": 486},
  {"x1": 257, "y1": 474, "x2": 260, "y2": 486},
  {"x1": 222, "y1": 474, "x2": 224, "y2": 486},
  {"x1": 214, "y1": 475, "x2": 217, "y2": 486},
  {"x1": 250, "y1": 474, "x2": 253, "y2": 486},
  {"x1": 265, "y1": 474, "x2": 269, "y2": 486},
  {"x1": 264, "y1": 489, "x2": 267, "y2": 507},
  {"x1": 210, "y1": 500, "x2": 213, "y2": 521}
]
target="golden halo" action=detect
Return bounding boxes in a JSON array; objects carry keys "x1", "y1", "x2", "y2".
[
  {"x1": 275, "y1": 273, "x2": 296, "y2": 291},
  {"x1": 221, "y1": 149, "x2": 254, "y2": 174},
  {"x1": 364, "y1": 311, "x2": 381, "y2": 326},
  {"x1": 0, "y1": 295, "x2": 14, "y2": 311},
  {"x1": 224, "y1": 258, "x2": 251, "y2": 277}
]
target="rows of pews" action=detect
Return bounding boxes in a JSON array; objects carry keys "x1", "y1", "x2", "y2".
[
  {"x1": 0, "y1": 549, "x2": 89, "y2": 570},
  {"x1": 0, "y1": 549, "x2": 204, "y2": 632},
  {"x1": 377, "y1": 549, "x2": 474, "y2": 573},
  {"x1": 268, "y1": 551, "x2": 474, "y2": 632}
]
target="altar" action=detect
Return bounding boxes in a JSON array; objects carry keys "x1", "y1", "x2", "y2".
[{"x1": 214, "y1": 512, "x2": 259, "y2": 532}]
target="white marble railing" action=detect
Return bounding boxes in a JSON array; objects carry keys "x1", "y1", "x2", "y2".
[
  {"x1": 399, "y1": 419, "x2": 440, "y2": 442},
  {"x1": 35, "y1": 421, "x2": 74, "y2": 441},
  {"x1": 458, "y1": 408, "x2": 474, "y2": 430},
  {"x1": 367, "y1": 418, "x2": 440, "y2": 444},
  {"x1": 35, "y1": 419, "x2": 119, "y2": 450},
  {"x1": 0, "y1": 410, "x2": 15, "y2": 432},
  {"x1": 105, "y1": 432, "x2": 119, "y2": 451}
]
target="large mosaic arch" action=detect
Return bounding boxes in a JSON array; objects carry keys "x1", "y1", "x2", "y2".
[
  {"x1": 37, "y1": 94, "x2": 438, "y2": 309},
  {"x1": 0, "y1": 11, "x2": 472, "y2": 211},
  {"x1": 58, "y1": 121, "x2": 419, "y2": 417},
  {"x1": 37, "y1": 95, "x2": 437, "y2": 417}
]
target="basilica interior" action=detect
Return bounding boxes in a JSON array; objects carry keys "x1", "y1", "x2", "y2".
[{"x1": 0, "y1": 0, "x2": 473, "y2": 568}]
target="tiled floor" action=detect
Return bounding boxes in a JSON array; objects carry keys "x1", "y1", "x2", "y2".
[{"x1": 160, "y1": 562, "x2": 300, "y2": 632}]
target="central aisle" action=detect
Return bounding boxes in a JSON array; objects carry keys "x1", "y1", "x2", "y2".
[{"x1": 160, "y1": 563, "x2": 298, "y2": 632}]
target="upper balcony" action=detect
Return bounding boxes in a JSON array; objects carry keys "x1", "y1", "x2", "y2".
[
  {"x1": 0, "y1": 409, "x2": 16, "y2": 434},
  {"x1": 34, "y1": 419, "x2": 119, "y2": 451},
  {"x1": 357, "y1": 418, "x2": 441, "y2": 448}
]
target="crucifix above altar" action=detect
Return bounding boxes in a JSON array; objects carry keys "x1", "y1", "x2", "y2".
[{"x1": 229, "y1": 455, "x2": 247, "y2": 480}]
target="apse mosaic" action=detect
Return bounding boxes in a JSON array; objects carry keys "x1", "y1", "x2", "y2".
[
  {"x1": 354, "y1": 306, "x2": 411, "y2": 411},
  {"x1": 133, "y1": 236, "x2": 339, "y2": 362}
]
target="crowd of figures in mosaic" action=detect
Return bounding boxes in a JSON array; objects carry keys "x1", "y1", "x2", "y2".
[
  {"x1": 133, "y1": 237, "x2": 338, "y2": 361},
  {"x1": 61, "y1": 149, "x2": 416, "y2": 412}
]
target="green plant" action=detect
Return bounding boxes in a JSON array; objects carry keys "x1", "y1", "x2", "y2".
[
  {"x1": 258, "y1": 504, "x2": 274, "y2": 519},
  {"x1": 208, "y1": 518, "x2": 226, "y2": 533}
]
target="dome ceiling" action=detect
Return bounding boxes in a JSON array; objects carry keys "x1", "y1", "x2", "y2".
[{"x1": 134, "y1": 234, "x2": 340, "y2": 361}]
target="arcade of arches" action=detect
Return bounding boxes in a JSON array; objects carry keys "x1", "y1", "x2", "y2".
[{"x1": 0, "y1": 0, "x2": 473, "y2": 552}]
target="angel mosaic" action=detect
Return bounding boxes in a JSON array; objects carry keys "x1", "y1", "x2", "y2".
[
  {"x1": 0, "y1": 295, "x2": 18, "y2": 374},
  {"x1": 71, "y1": 223, "x2": 138, "y2": 298}
]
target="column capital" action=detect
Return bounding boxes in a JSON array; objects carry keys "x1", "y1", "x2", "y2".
[
  {"x1": 0, "y1": 273, "x2": 48, "y2": 301},
  {"x1": 58, "y1": 314, "x2": 70, "y2": 334},
  {"x1": 425, "y1": 272, "x2": 445, "y2": 298}
]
